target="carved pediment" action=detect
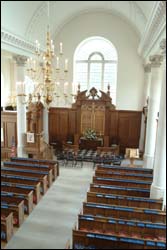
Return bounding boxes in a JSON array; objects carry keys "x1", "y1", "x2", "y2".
[{"x1": 72, "y1": 87, "x2": 115, "y2": 109}]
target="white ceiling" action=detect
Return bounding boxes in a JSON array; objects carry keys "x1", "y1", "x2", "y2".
[{"x1": 2, "y1": 1, "x2": 155, "y2": 47}]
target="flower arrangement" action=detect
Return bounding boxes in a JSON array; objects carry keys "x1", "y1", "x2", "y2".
[{"x1": 84, "y1": 128, "x2": 97, "y2": 140}]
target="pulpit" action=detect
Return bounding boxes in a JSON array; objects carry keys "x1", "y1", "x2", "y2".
[{"x1": 24, "y1": 101, "x2": 47, "y2": 159}]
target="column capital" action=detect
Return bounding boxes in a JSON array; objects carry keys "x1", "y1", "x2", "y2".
[
  {"x1": 13, "y1": 55, "x2": 27, "y2": 66},
  {"x1": 149, "y1": 54, "x2": 163, "y2": 67},
  {"x1": 160, "y1": 39, "x2": 166, "y2": 56},
  {"x1": 144, "y1": 63, "x2": 151, "y2": 73}
]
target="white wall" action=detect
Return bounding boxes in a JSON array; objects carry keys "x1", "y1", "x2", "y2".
[
  {"x1": 1, "y1": 51, "x2": 16, "y2": 107},
  {"x1": 54, "y1": 11, "x2": 144, "y2": 110}
]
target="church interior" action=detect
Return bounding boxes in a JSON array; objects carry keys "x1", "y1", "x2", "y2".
[{"x1": 1, "y1": 1, "x2": 166, "y2": 249}]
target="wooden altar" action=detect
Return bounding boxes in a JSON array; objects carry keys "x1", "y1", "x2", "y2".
[{"x1": 79, "y1": 137, "x2": 103, "y2": 150}]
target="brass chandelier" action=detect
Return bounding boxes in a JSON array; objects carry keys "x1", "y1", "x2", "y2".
[{"x1": 26, "y1": 1, "x2": 68, "y2": 108}]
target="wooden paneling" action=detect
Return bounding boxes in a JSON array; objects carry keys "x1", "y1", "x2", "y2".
[
  {"x1": 49, "y1": 108, "x2": 142, "y2": 154},
  {"x1": 109, "y1": 111, "x2": 119, "y2": 139},
  {"x1": 68, "y1": 110, "x2": 77, "y2": 135},
  {"x1": 1, "y1": 111, "x2": 17, "y2": 160},
  {"x1": 118, "y1": 111, "x2": 142, "y2": 153},
  {"x1": 49, "y1": 108, "x2": 78, "y2": 143}
]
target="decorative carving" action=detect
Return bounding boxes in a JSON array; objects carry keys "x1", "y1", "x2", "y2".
[
  {"x1": 73, "y1": 87, "x2": 115, "y2": 109},
  {"x1": 138, "y1": 1, "x2": 166, "y2": 58},
  {"x1": 144, "y1": 63, "x2": 151, "y2": 73},
  {"x1": 1, "y1": 29, "x2": 36, "y2": 54},
  {"x1": 13, "y1": 55, "x2": 27, "y2": 66},
  {"x1": 149, "y1": 54, "x2": 163, "y2": 67},
  {"x1": 160, "y1": 39, "x2": 166, "y2": 56}
]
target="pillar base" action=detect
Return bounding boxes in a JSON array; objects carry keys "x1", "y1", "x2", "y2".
[
  {"x1": 143, "y1": 154, "x2": 154, "y2": 168},
  {"x1": 150, "y1": 184, "x2": 165, "y2": 209},
  {"x1": 17, "y1": 146, "x2": 28, "y2": 158}
]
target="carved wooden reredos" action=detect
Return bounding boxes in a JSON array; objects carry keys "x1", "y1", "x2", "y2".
[
  {"x1": 72, "y1": 87, "x2": 115, "y2": 135},
  {"x1": 49, "y1": 86, "x2": 142, "y2": 153}
]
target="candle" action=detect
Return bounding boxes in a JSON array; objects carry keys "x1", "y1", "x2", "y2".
[
  {"x1": 35, "y1": 40, "x2": 38, "y2": 52},
  {"x1": 27, "y1": 58, "x2": 30, "y2": 69},
  {"x1": 60, "y1": 42, "x2": 63, "y2": 54},
  {"x1": 43, "y1": 56, "x2": 46, "y2": 68},
  {"x1": 56, "y1": 57, "x2": 59, "y2": 69},
  {"x1": 65, "y1": 59, "x2": 68, "y2": 71},
  {"x1": 33, "y1": 60, "x2": 36, "y2": 71},
  {"x1": 37, "y1": 42, "x2": 40, "y2": 53},
  {"x1": 51, "y1": 44, "x2": 54, "y2": 54}
]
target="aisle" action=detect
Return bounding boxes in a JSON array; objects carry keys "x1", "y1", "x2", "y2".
[{"x1": 6, "y1": 163, "x2": 94, "y2": 249}]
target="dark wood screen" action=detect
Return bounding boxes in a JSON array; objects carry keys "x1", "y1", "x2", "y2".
[
  {"x1": 1, "y1": 111, "x2": 17, "y2": 159},
  {"x1": 49, "y1": 88, "x2": 142, "y2": 154}
]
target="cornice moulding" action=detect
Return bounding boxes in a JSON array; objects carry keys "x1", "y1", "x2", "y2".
[
  {"x1": 138, "y1": 1, "x2": 166, "y2": 59},
  {"x1": 1, "y1": 29, "x2": 41, "y2": 55}
]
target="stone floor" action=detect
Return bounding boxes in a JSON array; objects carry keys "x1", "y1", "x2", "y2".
[
  {"x1": 5, "y1": 162, "x2": 94, "y2": 249},
  {"x1": 4, "y1": 159, "x2": 144, "y2": 249}
]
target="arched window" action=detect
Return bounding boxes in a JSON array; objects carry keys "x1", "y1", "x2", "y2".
[{"x1": 73, "y1": 37, "x2": 118, "y2": 104}]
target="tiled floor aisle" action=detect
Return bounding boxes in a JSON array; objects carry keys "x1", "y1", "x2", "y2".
[{"x1": 5, "y1": 163, "x2": 94, "y2": 249}]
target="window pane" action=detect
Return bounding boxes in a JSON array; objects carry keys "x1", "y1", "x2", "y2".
[
  {"x1": 90, "y1": 53, "x2": 102, "y2": 61},
  {"x1": 75, "y1": 63, "x2": 88, "y2": 91},
  {"x1": 89, "y1": 63, "x2": 102, "y2": 90},
  {"x1": 74, "y1": 37, "x2": 117, "y2": 104},
  {"x1": 103, "y1": 63, "x2": 117, "y2": 104},
  {"x1": 75, "y1": 37, "x2": 118, "y2": 60}
]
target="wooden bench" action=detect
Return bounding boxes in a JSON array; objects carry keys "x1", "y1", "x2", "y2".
[
  {"x1": 95, "y1": 169, "x2": 153, "y2": 181},
  {"x1": 4, "y1": 161, "x2": 52, "y2": 187},
  {"x1": 72, "y1": 229, "x2": 166, "y2": 249},
  {"x1": 90, "y1": 183, "x2": 150, "y2": 198},
  {"x1": 1, "y1": 209, "x2": 13, "y2": 242},
  {"x1": 10, "y1": 157, "x2": 59, "y2": 180},
  {"x1": 1, "y1": 176, "x2": 40, "y2": 204},
  {"x1": 96, "y1": 165, "x2": 153, "y2": 175},
  {"x1": 1, "y1": 199, "x2": 24, "y2": 227},
  {"x1": 87, "y1": 192, "x2": 163, "y2": 210},
  {"x1": 78, "y1": 214, "x2": 166, "y2": 241},
  {"x1": 93, "y1": 176, "x2": 152, "y2": 189},
  {"x1": 82, "y1": 202, "x2": 166, "y2": 223},
  {"x1": 1, "y1": 190, "x2": 33, "y2": 215},
  {"x1": 1, "y1": 167, "x2": 48, "y2": 194}
]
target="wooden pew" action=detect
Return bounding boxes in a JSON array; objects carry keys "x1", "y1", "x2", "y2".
[
  {"x1": 1, "y1": 199, "x2": 24, "y2": 227},
  {"x1": 87, "y1": 192, "x2": 163, "y2": 210},
  {"x1": 95, "y1": 169, "x2": 153, "y2": 181},
  {"x1": 1, "y1": 191, "x2": 33, "y2": 215},
  {"x1": 78, "y1": 214, "x2": 166, "y2": 241},
  {"x1": 93, "y1": 176, "x2": 152, "y2": 189},
  {"x1": 10, "y1": 157, "x2": 59, "y2": 180},
  {"x1": 4, "y1": 161, "x2": 52, "y2": 187},
  {"x1": 90, "y1": 183, "x2": 150, "y2": 198},
  {"x1": 72, "y1": 229, "x2": 166, "y2": 249},
  {"x1": 96, "y1": 165, "x2": 153, "y2": 175},
  {"x1": 1, "y1": 209, "x2": 13, "y2": 242},
  {"x1": 82, "y1": 202, "x2": 166, "y2": 223},
  {"x1": 1, "y1": 176, "x2": 40, "y2": 204},
  {"x1": 1, "y1": 167, "x2": 48, "y2": 194}
]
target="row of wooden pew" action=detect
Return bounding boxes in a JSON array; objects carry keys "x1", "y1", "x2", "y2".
[
  {"x1": 1, "y1": 157, "x2": 59, "y2": 243},
  {"x1": 72, "y1": 164, "x2": 166, "y2": 249}
]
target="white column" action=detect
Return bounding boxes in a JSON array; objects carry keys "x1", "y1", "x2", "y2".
[
  {"x1": 43, "y1": 107, "x2": 49, "y2": 144},
  {"x1": 150, "y1": 39, "x2": 166, "y2": 204},
  {"x1": 143, "y1": 55, "x2": 163, "y2": 168},
  {"x1": 14, "y1": 55, "x2": 28, "y2": 157},
  {"x1": 139, "y1": 64, "x2": 151, "y2": 152}
]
